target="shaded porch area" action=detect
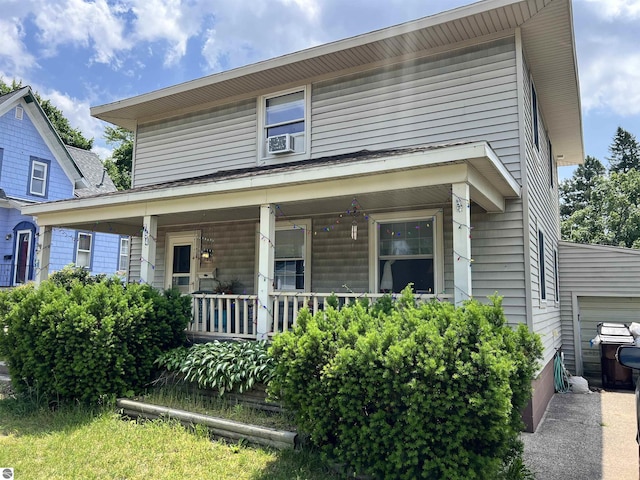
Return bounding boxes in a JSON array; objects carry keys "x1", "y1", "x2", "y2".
[{"x1": 24, "y1": 142, "x2": 520, "y2": 341}]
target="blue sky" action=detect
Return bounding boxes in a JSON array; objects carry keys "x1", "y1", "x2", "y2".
[{"x1": 1, "y1": 0, "x2": 639, "y2": 181}]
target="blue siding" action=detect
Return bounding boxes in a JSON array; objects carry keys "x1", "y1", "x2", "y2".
[
  {"x1": 0, "y1": 101, "x2": 123, "y2": 283},
  {"x1": 0, "y1": 105, "x2": 74, "y2": 200}
]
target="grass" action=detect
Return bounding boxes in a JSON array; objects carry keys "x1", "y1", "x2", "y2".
[{"x1": 0, "y1": 392, "x2": 337, "y2": 480}]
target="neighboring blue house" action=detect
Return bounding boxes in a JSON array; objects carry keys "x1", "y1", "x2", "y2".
[{"x1": 0, "y1": 86, "x2": 126, "y2": 286}]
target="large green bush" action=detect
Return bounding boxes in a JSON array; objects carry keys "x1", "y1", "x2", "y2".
[
  {"x1": 269, "y1": 289, "x2": 542, "y2": 479},
  {"x1": 0, "y1": 269, "x2": 191, "y2": 404}
]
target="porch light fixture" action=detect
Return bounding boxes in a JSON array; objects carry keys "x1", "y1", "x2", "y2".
[
  {"x1": 201, "y1": 248, "x2": 213, "y2": 259},
  {"x1": 5, "y1": 233, "x2": 11, "y2": 240}
]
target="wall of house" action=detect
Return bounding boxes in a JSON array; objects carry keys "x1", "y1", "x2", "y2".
[
  {"x1": 522, "y1": 54, "x2": 563, "y2": 367},
  {"x1": 558, "y1": 241, "x2": 640, "y2": 375},
  {"x1": 132, "y1": 38, "x2": 522, "y2": 186},
  {"x1": 134, "y1": 100, "x2": 257, "y2": 188},
  {"x1": 0, "y1": 104, "x2": 74, "y2": 201},
  {"x1": 48, "y1": 228, "x2": 122, "y2": 276}
]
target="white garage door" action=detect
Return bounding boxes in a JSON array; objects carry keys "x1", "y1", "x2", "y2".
[{"x1": 579, "y1": 296, "x2": 640, "y2": 384}]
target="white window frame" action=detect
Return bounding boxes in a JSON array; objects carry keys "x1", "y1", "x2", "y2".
[
  {"x1": 164, "y1": 231, "x2": 199, "y2": 293},
  {"x1": 30, "y1": 160, "x2": 48, "y2": 196},
  {"x1": 257, "y1": 85, "x2": 310, "y2": 162},
  {"x1": 76, "y1": 232, "x2": 93, "y2": 269},
  {"x1": 368, "y1": 209, "x2": 444, "y2": 295},
  {"x1": 273, "y1": 220, "x2": 311, "y2": 292},
  {"x1": 119, "y1": 237, "x2": 130, "y2": 272}
]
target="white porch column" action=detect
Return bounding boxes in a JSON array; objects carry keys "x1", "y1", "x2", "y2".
[
  {"x1": 34, "y1": 225, "x2": 52, "y2": 284},
  {"x1": 257, "y1": 204, "x2": 275, "y2": 340},
  {"x1": 452, "y1": 182, "x2": 472, "y2": 307},
  {"x1": 140, "y1": 215, "x2": 157, "y2": 285}
]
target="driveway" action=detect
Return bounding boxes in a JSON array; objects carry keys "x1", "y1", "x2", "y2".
[{"x1": 522, "y1": 390, "x2": 638, "y2": 479}]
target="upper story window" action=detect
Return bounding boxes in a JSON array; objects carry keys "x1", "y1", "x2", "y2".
[
  {"x1": 260, "y1": 87, "x2": 308, "y2": 159},
  {"x1": 29, "y1": 157, "x2": 50, "y2": 197},
  {"x1": 531, "y1": 82, "x2": 539, "y2": 150},
  {"x1": 76, "y1": 232, "x2": 93, "y2": 269}
]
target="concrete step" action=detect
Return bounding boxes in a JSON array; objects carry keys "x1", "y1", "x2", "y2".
[
  {"x1": 0, "y1": 373, "x2": 10, "y2": 384},
  {"x1": 0, "y1": 361, "x2": 8, "y2": 376}
]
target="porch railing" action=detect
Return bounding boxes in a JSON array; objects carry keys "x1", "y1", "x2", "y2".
[{"x1": 189, "y1": 292, "x2": 453, "y2": 339}]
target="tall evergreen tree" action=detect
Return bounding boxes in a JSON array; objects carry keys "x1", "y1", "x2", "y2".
[
  {"x1": 608, "y1": 126, "x2": 640, "y2": 174},
  {"x1": 0, "y1": 78, "x2": 93, "y2": 150},
  {"x1": 559, "y1": 155, "x2": 605, "y2": 221}
]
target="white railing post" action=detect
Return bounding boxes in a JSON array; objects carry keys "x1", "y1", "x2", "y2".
[{"x1": 257, "y1": 204, "x2": 275, "y2": 340}]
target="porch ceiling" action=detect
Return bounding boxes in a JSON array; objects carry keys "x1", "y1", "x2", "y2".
[{"x1": 22, "y1": 142, "x2": 520, "y2": 235}]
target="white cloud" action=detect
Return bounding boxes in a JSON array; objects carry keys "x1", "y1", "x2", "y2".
[
  {"x1": 32, "y1": 0, "x2": 130, "y2": 65},
  {"x1": 582, "y1": 0, "x2": 640, "y2": 19},
  {"x1": 0, "y1": 18, "x2": 38, "y2": 76}
]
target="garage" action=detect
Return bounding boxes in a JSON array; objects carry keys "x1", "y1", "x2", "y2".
[
  {"x1": 577, "y1": 296, "x2": 640, "y2": 384},
  {"x1": 559, "y1": 241, "x2": 640, "y2": 383}
]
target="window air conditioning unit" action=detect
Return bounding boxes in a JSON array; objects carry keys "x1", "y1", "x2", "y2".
[{"x1": 267, "y1": 134, "x2": 294, "y2": 154}]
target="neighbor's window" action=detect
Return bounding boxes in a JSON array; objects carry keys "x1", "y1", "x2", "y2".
[
  {"x1": 76, "y1": 232, "x2": 93, "y2": 268},
  {"x1": 377, "y1": 217, "x2": 437, "y2": 294},
  {"x1": 119, "y1": 237, "x2": 130, "y2": 272},
  {"x1": 538, "y1": 229, "x2": 546, "y2": 301},
  {"x1": 29, "y1": 158, "x2": 49, "y2": 196},
  {"x1": 274, "y1": 224, "x2": 309, "y2": 291},
  {"x1": 262, "y1": 88, "x2": 306, "y2": 157}
]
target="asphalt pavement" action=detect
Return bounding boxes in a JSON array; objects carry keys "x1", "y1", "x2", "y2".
[{"x1": 523, "y1": 389, "x2": 638, "y2": 480}]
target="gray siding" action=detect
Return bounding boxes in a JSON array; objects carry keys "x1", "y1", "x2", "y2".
[
  {"x1": 312, "y1": 38, "x2": 522, "y2": 182},
  {"x1": 523, "y1": 54, "x2": 562, "y2": 365},
  {"x1": 134, "y1": 99, "x2": 257, "y2": 187},
  {"x1": 559, "y1": 241, "x2": 640, "y2": 374}
]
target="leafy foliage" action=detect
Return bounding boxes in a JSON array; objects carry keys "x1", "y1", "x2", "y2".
[
  {"x1": 269, "y1": 288, "x2": 542, "y2": 480},
  {"x1": 156, "y1": 341, "x2": 275, "y2": 395},
  {"x1": 559, "y1": 155, "x2": 605, "y2": 222},
  {"x1": 103, "y1": 126, "x2": 133, "y2": 190},
  {"x1": 0, "y1": 78, "x2": 93, "y2": 150},
  {"x1": 0, "y1": 269, "x2": 191, "y2": 405}
]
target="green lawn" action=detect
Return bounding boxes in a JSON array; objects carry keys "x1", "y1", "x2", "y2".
[{"x1": 0, "y1": 396, "x2": 337, "y2": 480}]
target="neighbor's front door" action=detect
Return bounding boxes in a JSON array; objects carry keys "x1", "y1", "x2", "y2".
[{"x1": 14, "y1": 230, "x2": 32, "y2": 285}]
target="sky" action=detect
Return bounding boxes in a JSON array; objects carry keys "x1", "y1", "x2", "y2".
[{"x1": 1, "y1": 0, "x2": 639, "y2": 182}]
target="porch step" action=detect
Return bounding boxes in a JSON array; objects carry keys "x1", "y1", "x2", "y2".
[{"x1": 0, "y1": 361, "x2": 8, "y2": 376}]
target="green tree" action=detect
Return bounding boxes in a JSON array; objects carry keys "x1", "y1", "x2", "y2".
[
  {"x1": 562, "y1": 169, "x2": 640, "y2": 248},
  {"x1": 559, "y1": 155, "x2": 605, "y2": 221},
  {"x1": 0, "y1": 78, "x2": 93, "y2": 150},
  {"x1": 103, "y1": 126, "x2": 133, "y2": 190},
  {"x1": 608, "y1": 126, "x2": 640, "y2": 174}
]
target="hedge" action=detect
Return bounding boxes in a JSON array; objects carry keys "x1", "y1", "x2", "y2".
[
  {"x1": 269, "y1": 289, "x2": 542, "y2": 479},
  {"x1": 0, "y1": 268, "x2": 191, "y2": 404}
]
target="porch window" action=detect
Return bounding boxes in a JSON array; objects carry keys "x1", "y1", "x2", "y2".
[
  {"x1": 29, "y1": 158, "x2": 49, "y2": 197},
  {"x1": 375, "y1": 213, "x2": 440, "y2": 294},
  {"x1": 119, "y1": 237, "x2": 130, "y2": 272},
  {"x1": 261, "y1": 87, "x2": 307, "y2": 158},
  {"x1": 75, "y1": 232, "x2": 92, "y2": 268},
  {"x1": 274, "y1": 225, "x2": 308, "y2": 291}
]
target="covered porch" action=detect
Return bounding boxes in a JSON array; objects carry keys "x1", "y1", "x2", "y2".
[{"x1": 23, "y1": 142, "x2": 520, "y2": 340}]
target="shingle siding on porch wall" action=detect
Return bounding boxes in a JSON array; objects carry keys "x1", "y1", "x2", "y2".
[
  {"x1": 558, "y1": 242, "x2": 640, "y2": 374},
  {"x1": 522, "y1": 54, "x2": 562, "y2": 367}
]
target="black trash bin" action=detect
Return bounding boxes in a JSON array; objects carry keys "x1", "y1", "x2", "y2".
[{"x1": 598, "y1": 322, "x2": 635, "y2": 389}]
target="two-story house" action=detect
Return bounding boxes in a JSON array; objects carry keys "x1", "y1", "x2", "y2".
[
  {"x1": 23, "y1": 0, "x2": 583, "y2": 431},
  {"x1": 0, "y1": 86, "x2": 127, "y2": 285}
]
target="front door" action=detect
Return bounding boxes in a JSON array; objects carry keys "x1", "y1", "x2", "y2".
[
  {"x1": 165, "y1": 232, "x2": 198, "y2": 294},
  {"x1": 14, "y1": 230, "x2": 32, "y2": 285}
]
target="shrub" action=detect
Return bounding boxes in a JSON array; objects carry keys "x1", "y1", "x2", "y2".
[
  {"x1": 269, "y1": 288, "x2": 542, "y2": 480},
  {"x1": 156, "y1": 340, "x2": 275, "y2": 395},
  {"x1": 0, "y1": 269, "x2": 191, "y2": 405}
]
